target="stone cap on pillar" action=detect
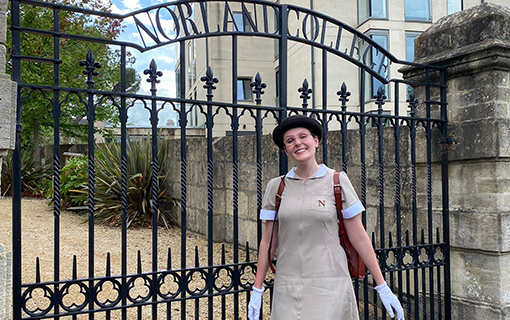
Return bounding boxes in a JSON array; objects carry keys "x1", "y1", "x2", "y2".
[{"x1": 412, "y1": 2, "x2": 510, "y2": 76}]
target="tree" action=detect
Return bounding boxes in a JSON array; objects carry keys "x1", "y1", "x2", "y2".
[{"x1": 6, "y1": 0, "x2": 141, "y2": 164}]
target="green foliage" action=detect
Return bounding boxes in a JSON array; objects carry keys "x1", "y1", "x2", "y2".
[
  {"x1": 57, "y1": 155, "x2": 88, "y2": 208},
  {"x1": 6, "y1": 0, "x2": 141, "y2": 150},
  {"x1": 1, "y1": 149, "x2": 50, "y2": 197},
  {"x1": 70, "y1": 138, "x2": 179, "y2": 229}
]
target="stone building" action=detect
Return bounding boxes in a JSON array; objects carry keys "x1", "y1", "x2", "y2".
[{"x1": 178, "y1": 0, "x2": 509, "y2": 136}]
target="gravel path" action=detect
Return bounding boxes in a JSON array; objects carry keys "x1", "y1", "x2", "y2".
[{"x1": 0, "y1": 197, "x2": 272, "y2": 319}]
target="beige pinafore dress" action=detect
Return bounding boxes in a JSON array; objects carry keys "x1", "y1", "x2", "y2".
[{"x1": 260, "y1": 165, "x2": 364, "y2": 320}]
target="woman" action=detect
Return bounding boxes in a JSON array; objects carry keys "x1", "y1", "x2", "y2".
[{"x1": 248, "y1": 115, "x2": 404, "y2": 320}]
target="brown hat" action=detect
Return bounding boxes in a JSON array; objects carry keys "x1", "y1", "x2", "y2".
[{"x1": 272, "y1": 115, "x2": 323, "y2": 149}]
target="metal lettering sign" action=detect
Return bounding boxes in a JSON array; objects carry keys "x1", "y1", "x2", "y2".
[{"x1": 126, "y1": 1, "x2": 391, "y2": 82}]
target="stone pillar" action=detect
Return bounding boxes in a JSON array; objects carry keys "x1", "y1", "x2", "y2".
[
  {"x1": 0, "y1": 244, "x2": 12, "y2": 320},
  {"x1": 0, "y1": 0, "x2": 17, "y2": 179},
  {"x1": 403, "y1": 3, "x2": 510, "y2": 320},
  {"x1": 0, "y1": 0, "x2": 16, "y2": 319}
]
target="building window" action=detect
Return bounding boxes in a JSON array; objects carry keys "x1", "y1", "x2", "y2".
[
  {"x1": 192, "y1": 40, "x2": 196, "y2": 84},
  {"x1": 405, "y1": 0, "x2": 431, "y2": 21},
  {"x1": 175, "y1": 63, "x2": 181, "y2": 98},
  {"x1": 447, "y1": 0, "x2": 462, "y2": 15},
  {"x1": 362, "y1": 31, "x2": 389, "y2": 101},
  {"x1": 405, "y1": 32, "x2": 420, "y2": 99},
  {"x1": 237, "y1": 78, "x2": 252, "y2": 101},
  {"x1": 275, "y1": 69, "x2": 280, "y2": 98},
  {"x1": 358, "y1": 0, "x2": 387, "y2": 24},
  {"x1": 405, "y1": 32, "x2": 420, "y2": 62},
  {"x1": 187, "y1": 42, "x2": 192, "y2": 88},
  {"x1": 233, "y1": 12, "x2": 251, "y2": 32}
]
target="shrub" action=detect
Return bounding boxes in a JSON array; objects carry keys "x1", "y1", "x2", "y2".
[
  {"x1": 71, "y1": 137, "x2": 179, "y2": 228},
  {"x1": 1, "y1": 148, "x2": 50, "y2": 197},
  {"x1": 56, "y1": 155, "x2": 88, "y2": 208}
]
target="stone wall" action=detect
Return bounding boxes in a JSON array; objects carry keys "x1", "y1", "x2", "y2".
[
  {"x1": 403, "y1": 3, "x2": 510, "y2": 319},
  {"x1": 164, "y1": 125, "x2": 432, "y2": 252}
]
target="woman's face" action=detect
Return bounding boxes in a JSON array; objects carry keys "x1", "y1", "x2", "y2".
[{"x1": 282, "y1": 127, "x2": 319, "y2": 163}]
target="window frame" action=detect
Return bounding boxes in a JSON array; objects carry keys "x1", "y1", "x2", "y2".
[
  {"x1": 233, "y1": 11, "x2": 252, "y2": 32},
  {"x1": 405, "y1": 31, "x2": 421, "y2": 62},
  {"x1": 447, "y1": 0, "x2": 463, "y2": 15},
  {"x1": 236, "y1": 78, "x2": 253, "y2": 102},
  {"x1": 405, "y1": 32, "x2": 421, "y2": 100},
  {"x1": 404, "y1": 0, "x2": 432, "y2": 22},
  {"x1": 361, "y1": 29, "x2": 390, "y2": 101},
  {"x1": 358, "y1": 0, "x2": 388, "y2": 25}
]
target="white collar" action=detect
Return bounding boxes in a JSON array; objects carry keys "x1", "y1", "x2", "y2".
[{"x1": 286, "y1": 164, "x2": 328, "y2": 179}]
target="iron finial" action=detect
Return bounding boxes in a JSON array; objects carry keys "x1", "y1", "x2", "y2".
[
  {"x1": 250, "y1": 72, "x2": 266, "y2": 105},
  {"x1": 298, "y1": 78, "x2": 313, "y2": 109},
  {"x1": 200, "y1": 66, "x2": 218, "y2": 101}
]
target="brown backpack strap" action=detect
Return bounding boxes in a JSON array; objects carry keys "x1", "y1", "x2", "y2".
[
  {"x1": 268, "y1": 176, "x2": 285, "y2": 273},
  {"x1": 333, "y1": 172, "x2": 346, "y2": 238}
]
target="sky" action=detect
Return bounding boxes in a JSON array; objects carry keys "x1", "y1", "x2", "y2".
[{"x1": 110, "y1": 0, "x2": 179, "y2": 127}]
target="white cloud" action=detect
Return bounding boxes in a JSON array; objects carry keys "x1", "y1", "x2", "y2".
[
  {"x1": 154, "y1": 54, "x2": 174, "y2": 64},
  {"x1": 138, "y1": 69, "x2": 176, "y2": 98},
  {"x1": 121, "y1": 0, "x2": 142, "y2": 11},
  {"x1": 110, "y1": 3, "x2": 126, "y2": 15}
]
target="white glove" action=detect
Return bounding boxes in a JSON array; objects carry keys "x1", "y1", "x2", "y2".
[
  {"x1": 375, "y1": 282, "x2": 405, "y2": 320},
  {"x1": 247, "y1": 286, "x2": 264, "y2": 320}
]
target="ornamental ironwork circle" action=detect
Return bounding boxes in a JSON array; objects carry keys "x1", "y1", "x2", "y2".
[
  {"x1": 126, "y1": 275, "x2": 153, "y2": 303},
  {"x1": 213, "y1": 266, "x2": 234, "y2": 293},
  {"x1": 433, "y1": 245, "x2": 446, "y2": 264},
  {"x1": 402, "y1": 249, "x2": 415, "y2": 268},
  {"x1": 94, "y1": 278, "x2": 123, "y2": 308},
  {"x1": 385, "y1": 249, "x2": 398, "y2": 271},
  {"x1": 239, "y1": 264, "x2": 257, "y2": 289},
  {"x1": 22, "y1": 285, "x2": 54, "y2": 317},
  {"x1": 419, "y1": 247, "x2": 431, "y2": 266},
  {"x1": 59, "y1": 281, "x2": 89, "y2": 312},
  {"x1": 186, "y1": 269, "x2": 209, "y2": 296},
  {"x1": 157, "y1": 271, "x2": 182, "y2": 299}
]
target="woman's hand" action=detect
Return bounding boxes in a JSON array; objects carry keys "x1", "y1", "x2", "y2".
[
  {"x1": 375, "y1": 282, "x2": 405, "y2": 320},
  {"x1": 247, "y1": 286, "x2": 264, "y2": 320}
]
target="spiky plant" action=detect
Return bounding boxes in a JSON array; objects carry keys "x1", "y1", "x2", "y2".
[
  {"x1": 1, "y1": 149, "x2": 50, "y2": 197},
  {"x1": 71, "y1": 137, "x2": 179, "y2": 228}
]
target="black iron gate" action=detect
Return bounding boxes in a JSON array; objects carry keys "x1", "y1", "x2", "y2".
[{"x1": 10, "y1": 0, "x2": 450, "y2": 319}]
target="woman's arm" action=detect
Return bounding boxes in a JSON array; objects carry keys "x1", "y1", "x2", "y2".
[
  {"x1": 343, "y1": 214, "x2": 385, "y2": 286},
  {"x1": 253, "y1": 220, "x2": 279, "y2": 289}
]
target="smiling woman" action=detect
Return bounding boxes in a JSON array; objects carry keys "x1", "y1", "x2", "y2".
[{"x1": 248, "y1": 115, "x2": 404, "y2": 320}]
